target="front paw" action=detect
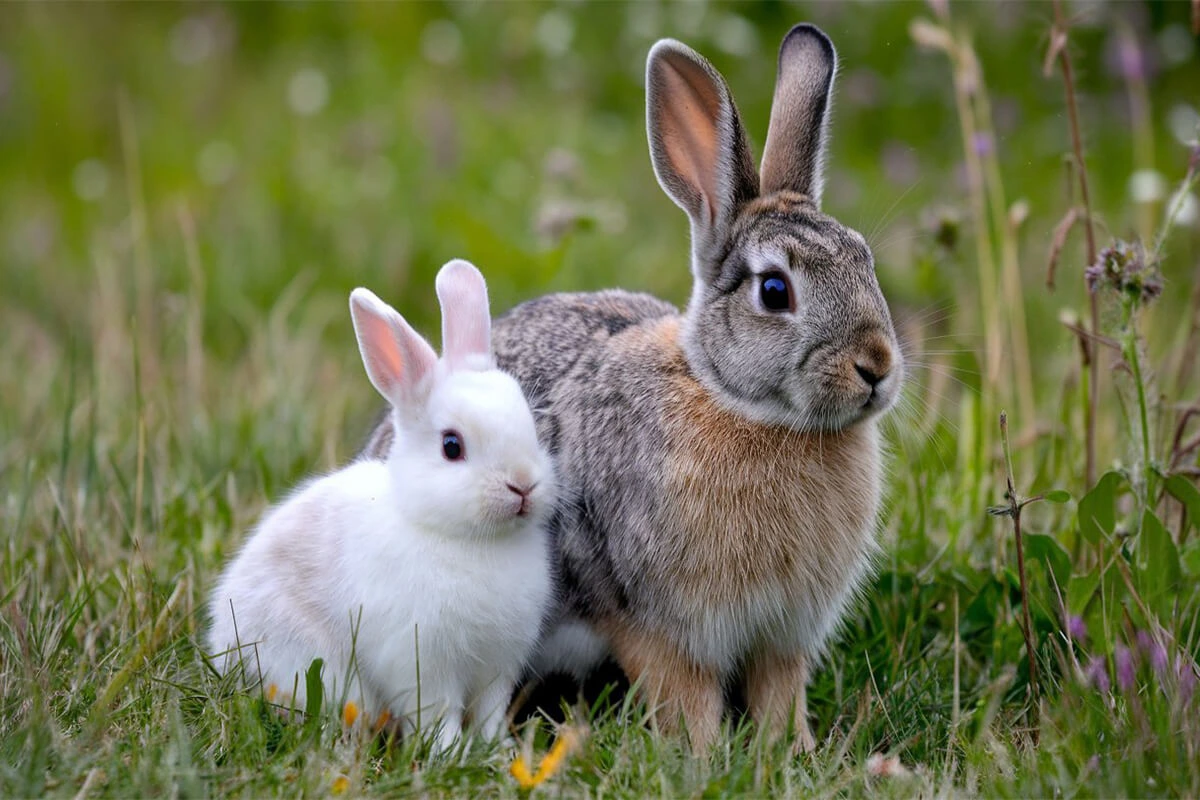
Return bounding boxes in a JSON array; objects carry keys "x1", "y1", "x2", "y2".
[
  {"x1": 791, "y1": 721, "x2": 816, "y2": 755},
  {"x1": 429, "y1": 714, "x2": 464, "y2": 756}
]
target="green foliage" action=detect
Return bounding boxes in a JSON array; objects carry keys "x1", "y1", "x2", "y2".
[
  {"x1": 1078, "y1": 471, "x2": 1126, "y2": 546},
  {"x1": 2, "y1": 1, "x2": 1200, "y2": 797}
]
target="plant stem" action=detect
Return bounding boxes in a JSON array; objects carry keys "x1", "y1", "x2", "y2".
[
  {"x1": 1052, "y1": 0, "x2": 1100, "y2": 486},
  {"x1": 1122, "y1": 303, "x2": 1155, "y2": 509},
  {"x1": 1000, "y1": 412, "x2": 1040, "y2": 737}
]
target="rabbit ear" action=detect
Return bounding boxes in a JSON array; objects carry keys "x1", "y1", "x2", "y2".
[
  {"x1": 349, "y1": 288, "x2": 438, "y2": 407},
  {"x1": 435, "y1": 259, "x2": 492, "y2": 371},
  {"x1": 646, "y1": 39, "x2": 759, "y2": 254},
  {"x1": 759, "y1": 24, "x2": 837, "y2": 205}
]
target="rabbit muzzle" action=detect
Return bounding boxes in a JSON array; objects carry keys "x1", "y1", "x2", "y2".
[{"x1": 507, "y1": 481, "x2": 536, "y2": 517}]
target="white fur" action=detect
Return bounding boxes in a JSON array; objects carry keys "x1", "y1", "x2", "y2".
[{"x1": 207, "y1": 262, "x2": 554, "y2": 751}]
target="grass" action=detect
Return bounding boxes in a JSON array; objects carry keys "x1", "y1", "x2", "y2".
[{"x1": 2, "y1": 1, "x2": 1200, "y2": 796}]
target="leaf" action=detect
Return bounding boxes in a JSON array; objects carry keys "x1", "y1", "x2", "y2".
[
  {"x1": 1067, "y1": 566, "x2": 1100, "y2": 616},
  {"x1": 1042, "y1": 489, "x2": 1071, "y2": 504},
  {"x1": 961, "y1": 580, "x2": 1001, "y2": 637},
  {"x1": 1077, "y1": 471, "x2": 1126, "y2": 544},
  {"x1": 1182, "y1": 540, "x2": 1200, "y2": 578},
  {"x1": 1136, "y1": 510, "x2": 1181, "y2": 596},
  {"x1": 1165, "y1": 474, "x2": 1200, "y2": 533},
  {"x1": 1023, "y1": 533, "x2": 1072, "y2": 590}
]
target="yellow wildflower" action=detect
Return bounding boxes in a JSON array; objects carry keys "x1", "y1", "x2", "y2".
[
  {"x1": 510, "y1": 725, "x2": 586, "y2": 790},
  {"x1": 510, "y1": 754, "x2": 537, "y2": 789},
  {"x1": 342, "y1": 700, "x2": 359, "y2": 728},
  {"x1": 331, "y1": 775, "x2": 350, "y2": 795}
]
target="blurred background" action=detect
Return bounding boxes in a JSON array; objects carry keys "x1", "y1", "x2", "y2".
[
  {"x1": 2, "y1": 3, "x2": 1200, "y2": 793},
  {"x1": 0, "y1": 0, "x2": 1197, "y2": 544}
]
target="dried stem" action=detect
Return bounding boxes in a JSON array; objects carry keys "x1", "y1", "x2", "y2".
[
  {"x1": 1060, "y1": 320, "x2": 1121, "y2": 353},
  {"x1": 1051, "y1": 0, "x2": 1100, "y2": 486},
  {"x1": 1046, "y1": 206, "x2": 1080, "y2": 290},
  {"x1": 976, "y1": 67, "x2": 1037, "y2": 435},
  {"x1": 1170, "y1": 405, "x2": 1200, "y2": 471},
  {"x1": 1000, "y1": 412, "x2": 1040, "y2": 738}
]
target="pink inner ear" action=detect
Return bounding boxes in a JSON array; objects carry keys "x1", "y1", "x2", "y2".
[
  {"x1": 655, "y1": 54, "x2": 723, "y2": 225},
  {"x1": 351, "y1": 289, "x2": 437, "y2": 405},
  {"x1": 358, "y1": 311, "x2": 407, "y2": 398}
]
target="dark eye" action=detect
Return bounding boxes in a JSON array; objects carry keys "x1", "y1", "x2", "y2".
[
  {"x1": 441, "y1": 430, "x2": 464, "y2": 461},
  {"x1": 759, "y1": 273, "x2": 792, "y2": 312}
]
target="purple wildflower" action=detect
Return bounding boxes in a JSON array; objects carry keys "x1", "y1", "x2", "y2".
[
  {"x1": 1178, "y1": 659, "x2": 1197, "y2": 706},
  {"x1": 1147, "y1": 642, "x2": 1166, "y2": 676},
  {"x1": 1149, "y1": 643, "x2": 1169, "y2": 676},
  {"x1": 971, "y1": 131, "x2": 993, "y2": 158},
  {"x1": 1115, "y1": 646, "x2": 1136, "y2": 692},
  {"x1": 1067, "y1": 615, "x2": 1087, "y2": 641},
  {"x1": 1086, "y1": 655, "x2": 1111, "y2": 693},
  {"x1": 1105, "y1": 31, "x2": 1157, "y2": 83},
  {"x1": 1117, "y1": 37, "x2": 1145, "y2": 81},
  {"x1": 1136, "y1": 631, "x2": 1169, "y2": 677},
  {"x1": 1086, "y1": 240, "x2": 1163, "y2": 303}
]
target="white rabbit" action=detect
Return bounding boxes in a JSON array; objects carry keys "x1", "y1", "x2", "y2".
[{"x1": 206, "y1": 259, "x2": 555, "y2": 752}]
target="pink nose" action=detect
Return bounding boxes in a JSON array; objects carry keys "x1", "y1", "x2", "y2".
[{"x1": 507, "y1": 483, "x2": 535, "y2": 516}]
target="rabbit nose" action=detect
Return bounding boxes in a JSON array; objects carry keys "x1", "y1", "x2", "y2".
[
  {"x1": 853, "y1": 335, "x2": 894, "y2": 389},
  {"x1": 506, "y1": 482, "x2": 536, "y2": 498},
  {"x1": 854, "y1": 362, "x2": 885, "y2": 388}
]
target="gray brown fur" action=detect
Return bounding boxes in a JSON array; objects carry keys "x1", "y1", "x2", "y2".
[{"x1": 360, "y1": 23, "x2": 901, "y2": 752}]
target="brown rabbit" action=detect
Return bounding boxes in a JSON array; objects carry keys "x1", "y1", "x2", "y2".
[{"x1": 363, "y1": 24, "x2": 901, "y2": 753}]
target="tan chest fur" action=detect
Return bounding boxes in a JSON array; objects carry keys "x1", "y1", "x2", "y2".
[{"x1": 634, "y1": 318, "x2": 880, "y2": 661}]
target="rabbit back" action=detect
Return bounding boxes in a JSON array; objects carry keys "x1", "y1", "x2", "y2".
[{"x1": 491, "y1": 289, "x2": 677, "y2": 415}]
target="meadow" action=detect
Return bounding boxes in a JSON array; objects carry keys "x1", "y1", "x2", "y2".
[{"x1": 2, "y1": 1, "x2": 1200, "y2": 796}]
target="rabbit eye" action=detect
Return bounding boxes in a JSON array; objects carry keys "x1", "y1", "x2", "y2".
[
  {"x1": 441, "y1": 430, "x2": 464, "y2": 461},
  {"x1": 759, "y1": 272, "x2": 793, "y2": 312}
]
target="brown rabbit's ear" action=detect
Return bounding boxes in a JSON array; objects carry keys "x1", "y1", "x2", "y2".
[
  {"x1": 435, "y1": 259, "x2": 492, "y2": 372},
  {"x1": 350, "y1": 288, "x2": 438, "y2": 408},
  {"x1": 646, "y1": 39, "x2": 758, "y2": 252},
  {"x1": 759, "y1": 24, "x2": 837, "y2": 205}
]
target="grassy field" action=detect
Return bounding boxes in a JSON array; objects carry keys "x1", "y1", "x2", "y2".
[{"x1": 3, "y1": 1, "x2": 1200, "y2": 796}]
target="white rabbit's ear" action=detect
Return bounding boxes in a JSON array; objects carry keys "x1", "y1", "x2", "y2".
[
  {"x1": 759, "y1": 24, "x2": 837, "y2": 205},
  {"x1": 435, "y1": 259, "x2": 492, "y2": 371},
  {"x1": 646, "y1": 38, "x2": 759, "y2": 254},
  {"x1": 349, "y1": 288, "x2": 438, "y2": 407}
]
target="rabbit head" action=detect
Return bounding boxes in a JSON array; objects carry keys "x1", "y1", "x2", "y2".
[
  {"x1": 647, "y1": 24, "x2": 902, "y2": 432},
  {"x1": 350, "y1": 260, "x2": 553, "y2": 538}
]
